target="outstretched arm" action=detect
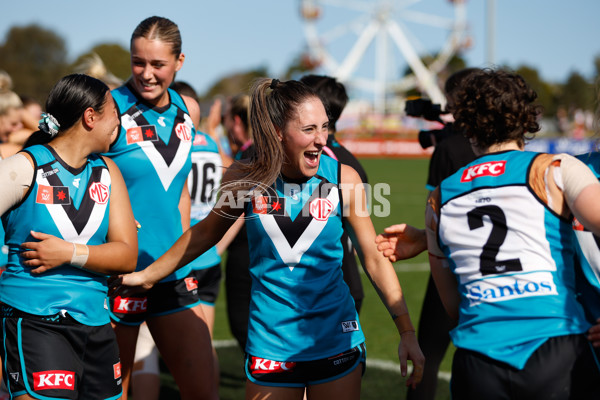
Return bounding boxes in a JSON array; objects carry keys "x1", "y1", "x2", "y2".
[{"x1": 112, "y1": 167, "x2": 244, "y2": 292}]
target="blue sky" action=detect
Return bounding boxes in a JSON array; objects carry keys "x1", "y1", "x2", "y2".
[{"x1": 2, "y1": 1, "x2": 599, "y2": 100}]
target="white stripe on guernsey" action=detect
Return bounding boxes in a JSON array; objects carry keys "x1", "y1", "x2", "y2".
[
  {"x1": 259, "y1": 188, "x2": 340, "y2": 271},
  {"x1": 121, "y1": 113, "x2": 193, "y2": 191},
  {"x1": 37, "y1": 168, "x2": 110, "y2": 244}
]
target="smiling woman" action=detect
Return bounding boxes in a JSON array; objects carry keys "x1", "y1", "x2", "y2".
[
  {"x1": 0, "y1": 74, "x2": 137, "y2": 400},
  {"x1": 102, "y1": 15, "x2": 216, "y2": 400},
  {"x1": 113, "y1": 77, "x2": 425, "y2": 400}
]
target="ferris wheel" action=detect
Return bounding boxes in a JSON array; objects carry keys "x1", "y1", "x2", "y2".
[{"x1": 300, "y1": 0, "x2": 469, "y2": 112}]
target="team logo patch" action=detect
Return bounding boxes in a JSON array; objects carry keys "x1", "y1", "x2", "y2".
[
  {"x1": 184, "y1": 277, "x2": 198, "y2": 291},
  {"x1": 89, "y1": 182, "x2": 109, "y2": 204},
  {"x1": 461, "y1": 161, "x2": 506, "y2": 182},
  {"x1": 252, "y1": 196, "x2": 285, "y2": 216},
  {"x1": 250, "y1": 357, "x2": 296, "y2": 374},
  {"x1": 175, "y1": 122, "x2": 192, "y2": 142},
  {"x1": 309, "y1": 198, "x2": 333, "y2": 221},
  {"x1": 36, "y1": 185, "x2": 70, "y2": 205},
  {"x1": 126, "y1": 125, "x2": 158, "y2": 145},
  {"x1": 33, "y1": 370, "x2": 75, "y2": 391},
  {"x1": 341, "y1": 320, "x2": 359, "y2": 333},
  {"x1": 113, "y1": 362, "x2": 122, "y2": 379},
  {"x1": 112, "y1": 295, "x2": 148, "y2": 314}
]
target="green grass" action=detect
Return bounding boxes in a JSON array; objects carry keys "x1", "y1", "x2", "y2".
[{"x1": 156, "y1": 158, "x2": 454, "y2": 399}]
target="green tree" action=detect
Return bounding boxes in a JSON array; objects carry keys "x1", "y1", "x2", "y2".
[
  {"x1": 200, "y1": 67, "x2": 268, "y2": 101},
  {"x1": 559, "y1": 71, "x2": 594, "y2": 112},
  {"x1": 514, "y1": 64, "x2": 559, "y2": 117},
  {"x1": 0, "y1": 24, "x2": 68, "y2": 104}
]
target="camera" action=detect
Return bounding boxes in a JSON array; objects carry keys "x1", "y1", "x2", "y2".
[
  {"x1": 405, "y1": 98, "x2": 456, "y2": 149},
  {"x1": 405, "y1": 98, "x2": 446, "y2": 123}
]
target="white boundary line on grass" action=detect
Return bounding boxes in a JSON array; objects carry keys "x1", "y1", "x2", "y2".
[{"x1": 213, "y1": 339, "x2": 450, "y2": 382}]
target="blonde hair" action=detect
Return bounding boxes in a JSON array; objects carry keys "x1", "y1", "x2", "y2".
[
  {"x1": 73, "y1": 53, "x2": 123, "y2": 90},
  {"x1": 0, "y1": 71, "x2": 23, "y2": 116}
]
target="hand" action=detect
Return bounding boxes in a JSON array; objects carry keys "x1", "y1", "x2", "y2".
[
  {"x1": 109, "y1": 270, "x2": 156, "y2": 298},
  {"x1": 588, "y1": 318, "x2": 600, "y2": 347},
  {"x1": 375, "y1": 224, "x2": 427, "y2": 262},
  {"x1": 20, "y1": 231, "x2": 72, "y2": 274},
  {"x1": 398, "y1": 331, "x2": 425, "y2": 389}
]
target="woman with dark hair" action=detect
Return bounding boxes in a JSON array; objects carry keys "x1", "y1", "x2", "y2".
[
  {"x1": 113, "y1": 77, "x2": 424, "y2": 399},
  {"x1": 426, "y1": 69, "x2": 600, "y2": 399},
  {"x1": 104, "y1": 16, "x2": 216, "y2": 400},
  {"x1": 0, "y1": 73, "x2": 138, "y2": 399}
]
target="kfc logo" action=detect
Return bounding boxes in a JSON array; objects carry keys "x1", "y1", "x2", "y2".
[
  {"x1": 309, "y1": 198, "x2": 333, "y2": 221},
  {"x1": 112, "y1": 296, "x2": 147, "y2": 314},
  {"x1": 89, "y1": 182, "x2": 109, "y2": 204},
  {"x1": 461, "y1": 161, "x2": 506, "y2": 182},
  {"x1": 250, "y1": 357, "x2": 296, "y2": 374},
  {"x1": 175, "y1": 123, "x2": 192, "y2": 142},
  {"x1": 33, "y1": 371, "x2": 75, "y2": 391}
]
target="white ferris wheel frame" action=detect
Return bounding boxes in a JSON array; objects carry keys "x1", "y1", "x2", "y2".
[{"x1": 301, "y1": 0, "x2": 468, "y2": 111}]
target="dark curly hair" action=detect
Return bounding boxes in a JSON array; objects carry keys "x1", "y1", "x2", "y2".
[{"x1": 450, "y1": 69, "x2": 542, "y2": 150}]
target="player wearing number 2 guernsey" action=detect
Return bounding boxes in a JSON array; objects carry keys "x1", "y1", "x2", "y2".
[{"x1": 434, "y1": 150, "x2": 590, "y2": 369}]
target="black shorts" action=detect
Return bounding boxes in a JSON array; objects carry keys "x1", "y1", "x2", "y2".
[
  {"x1": 245, "y1": 343, "x2": 366, "y2": 388},
  {"x1": 0, "y1": 305, "x2": 122, "y2": 400},
  {"x1": 451, "y1": 334, "x2": 600, "y2": 400},
  {"x1": 190, "y1": 263, "x2": 222, "y2": 305},
  {"x1": 109, "y1": 270, "x2": 202, "y2": 326}
]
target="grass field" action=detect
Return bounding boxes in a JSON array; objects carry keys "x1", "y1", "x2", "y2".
[{"x1": 155, "y1": 158, "x2": 454, "y2": 399}]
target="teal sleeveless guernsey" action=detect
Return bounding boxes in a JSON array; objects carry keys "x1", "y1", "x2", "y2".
[
  {"x1": 438, "y1": 150, "x2": 590, "y2": 369},
  {"x1": 0, "y1": 145, "x2": 112, "y2": 326},
  {"x1": 105, "y1": 84, "x2": 195, "y2": 281},
  {"x1": 244, "y1": 155, "x2": 365, "y2": 361}
]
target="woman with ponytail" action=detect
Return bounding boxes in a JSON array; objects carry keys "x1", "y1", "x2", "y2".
[
  {"x1": 114, "y1": 77, "x2": 424, "y2": 399},
  {"x1": 0, "y1": 73, "x2": 137, "y2": 400}
]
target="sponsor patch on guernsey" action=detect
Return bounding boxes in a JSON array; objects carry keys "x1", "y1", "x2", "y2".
[
  {"x1": 126, "y1": 125, "x2": 158, "y2": 145},
  {"x1": 341, "y1": 320, "x2": 359, "y2": 333},
  {"x1": 461, "y1": 161, "x2": 506, "y2": 182},
  {"x1": 465, "y1": 271, "x2": 557, "y2": 306}
]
